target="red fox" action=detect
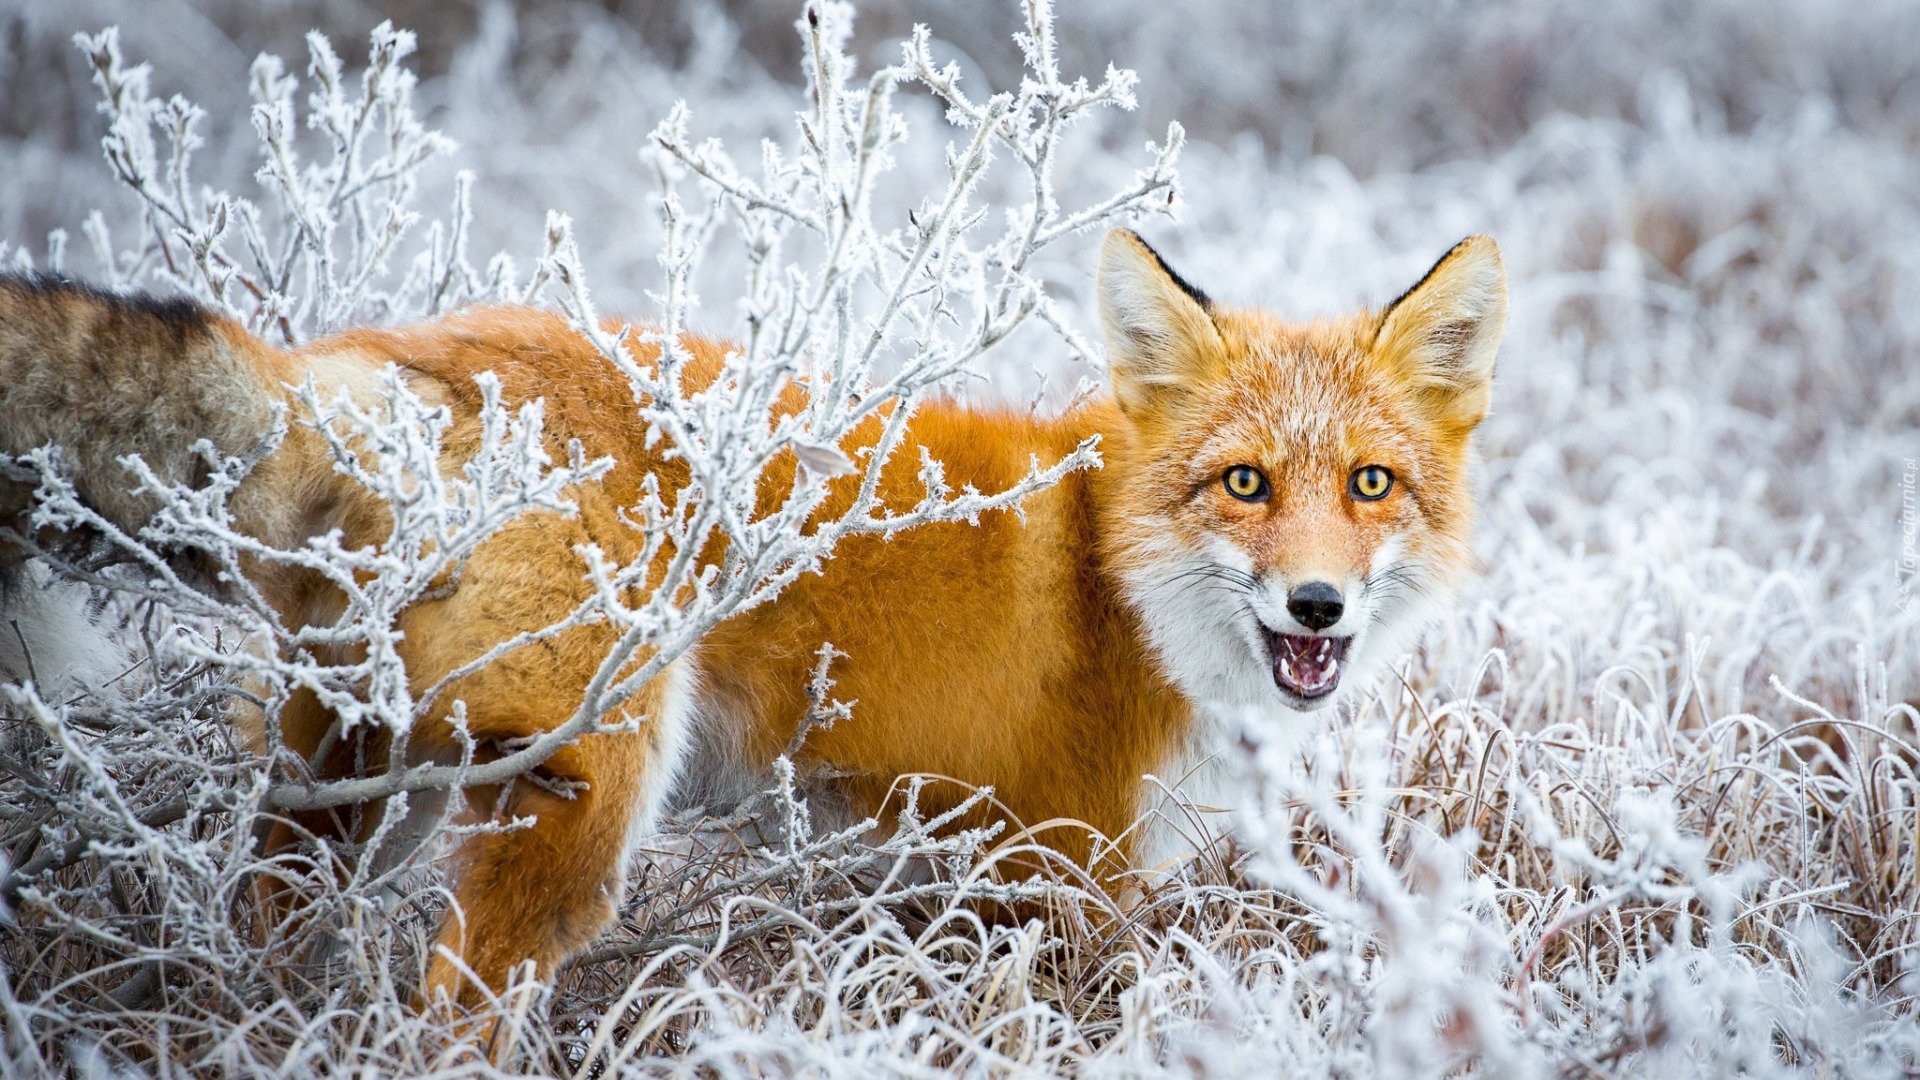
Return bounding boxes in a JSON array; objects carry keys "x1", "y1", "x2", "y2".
[{"x1": 0, "y1": 229, "x2": 1506, "y2": 1007}]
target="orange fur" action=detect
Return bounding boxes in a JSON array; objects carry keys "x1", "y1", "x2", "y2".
[{"x1": 0, "y1": 231, "x2": 1507, "y2": 1009}]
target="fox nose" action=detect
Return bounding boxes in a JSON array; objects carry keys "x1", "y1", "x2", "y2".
[{"x1": 1287, "y1": 581, "x2": 1345, "y2": 630}]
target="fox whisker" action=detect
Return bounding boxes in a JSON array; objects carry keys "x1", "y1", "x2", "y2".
[
  {"x1": 1362, "y1": 562, "x2": 1436, "y2": 624},
  {"x1": 1145, "y1": 563, "x2": 1257, "y2": 602}
]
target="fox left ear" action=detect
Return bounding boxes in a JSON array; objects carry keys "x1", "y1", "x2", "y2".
[
  {"x1": 1373, "y1": 235, "x2": 1507, "y2": 432},
  {"x1": 1098, "y1": 229, "x2": 1226, "y2": 417}
]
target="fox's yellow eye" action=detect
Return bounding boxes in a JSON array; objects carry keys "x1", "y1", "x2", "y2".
[
  {"x1": 1223, "y1": 465, "x2": 1269, "y2": 501},
  {"x1": 1350, "y1": 465, "x2": 1393, "y2": 501}
]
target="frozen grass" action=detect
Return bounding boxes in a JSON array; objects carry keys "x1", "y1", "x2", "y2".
[{"x1": 2, "y1": 0, "x2": 1918, "y2": 1075}]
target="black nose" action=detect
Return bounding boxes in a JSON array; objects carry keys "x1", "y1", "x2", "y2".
[{"x1": 1287, "y1": 581, "x2": 1344, "y2": 630}]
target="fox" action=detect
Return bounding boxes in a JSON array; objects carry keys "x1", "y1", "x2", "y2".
[{"x1": 0, "y1": 229, "x2": 1506, "y2": 1009}]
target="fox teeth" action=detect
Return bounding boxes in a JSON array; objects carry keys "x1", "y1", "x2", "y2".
[{"x1": 1314, "y1": 638, "x2": 1332, "y2": 661}]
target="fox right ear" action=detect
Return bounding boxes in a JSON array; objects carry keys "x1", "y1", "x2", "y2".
[
  {"x1": 1098, "y1": 229, "x2": 1225, "y2": 416},
  {"x1": 1373, "y1": 235, "x2": 1507, "y2": 433}
]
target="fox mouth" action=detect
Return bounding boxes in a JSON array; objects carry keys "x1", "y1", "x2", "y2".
[{"x1": 1265, "y1": 631, "x2": 1351, "y2": 703}]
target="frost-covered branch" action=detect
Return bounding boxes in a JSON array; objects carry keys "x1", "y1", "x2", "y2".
[{"x1": 75, "y1": 22, "x2": 473, "y2": 342}]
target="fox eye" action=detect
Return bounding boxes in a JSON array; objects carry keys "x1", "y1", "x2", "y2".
[
  {"x1": 1222, "y1": 464, "x2": 1270, "y2": 502},
  {"x1": 1350, "y1": 465, "x2": 1394, "y2": 501}
]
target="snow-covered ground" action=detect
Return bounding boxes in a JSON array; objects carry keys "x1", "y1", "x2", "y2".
[{"x1": 2, "y1": 0, "x2": 1917, "y2": 1074}]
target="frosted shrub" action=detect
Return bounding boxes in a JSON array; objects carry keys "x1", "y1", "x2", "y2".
[{"x1": 0, "y1": 2, "x2": 1181, "y2": 1070}]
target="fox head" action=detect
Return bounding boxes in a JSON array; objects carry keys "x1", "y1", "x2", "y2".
[{"x1": 1096, "y1": 228, "x2": 1506, "y2": 718}]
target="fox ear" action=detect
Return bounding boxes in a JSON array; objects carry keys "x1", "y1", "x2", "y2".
[
  {"x1": 1373, "y1": 235, "x2": 1507, "y2": 431},
  {"x1": 1098, "y1": 229, "x2": 1224, "y2": 416}
]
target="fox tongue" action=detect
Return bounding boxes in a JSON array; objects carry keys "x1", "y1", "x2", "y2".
[{"x1": 1273, "y1": 634, "x2": 1341, "y2": 698}]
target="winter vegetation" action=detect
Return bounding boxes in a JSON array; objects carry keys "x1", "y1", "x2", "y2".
[{"x1": 1, "y1": 0, "x2": 1917, "y2": 1075}]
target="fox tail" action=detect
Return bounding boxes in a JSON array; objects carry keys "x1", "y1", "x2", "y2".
[{"x1": 0, "y1": 275, "x2": 288, "y2": 577}]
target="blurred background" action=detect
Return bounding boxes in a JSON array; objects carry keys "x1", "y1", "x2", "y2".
[
  {"x1": 7, "y1": 0, "x2": 1918, "y2": 306},
  {"x1": 2, "y1": 0, "x2": 1917, "y2": 721}
]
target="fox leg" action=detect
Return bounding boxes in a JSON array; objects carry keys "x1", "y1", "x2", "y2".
[
  {"x1": 420, "y1": 656, "x2": 695, "y2": 1008},
  {"x1": 243, "y1": 568, "x2": 698, "y2": 1009},
  {"x1": 245, "y1": 682, "x2": 391, "y2": 946}
]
